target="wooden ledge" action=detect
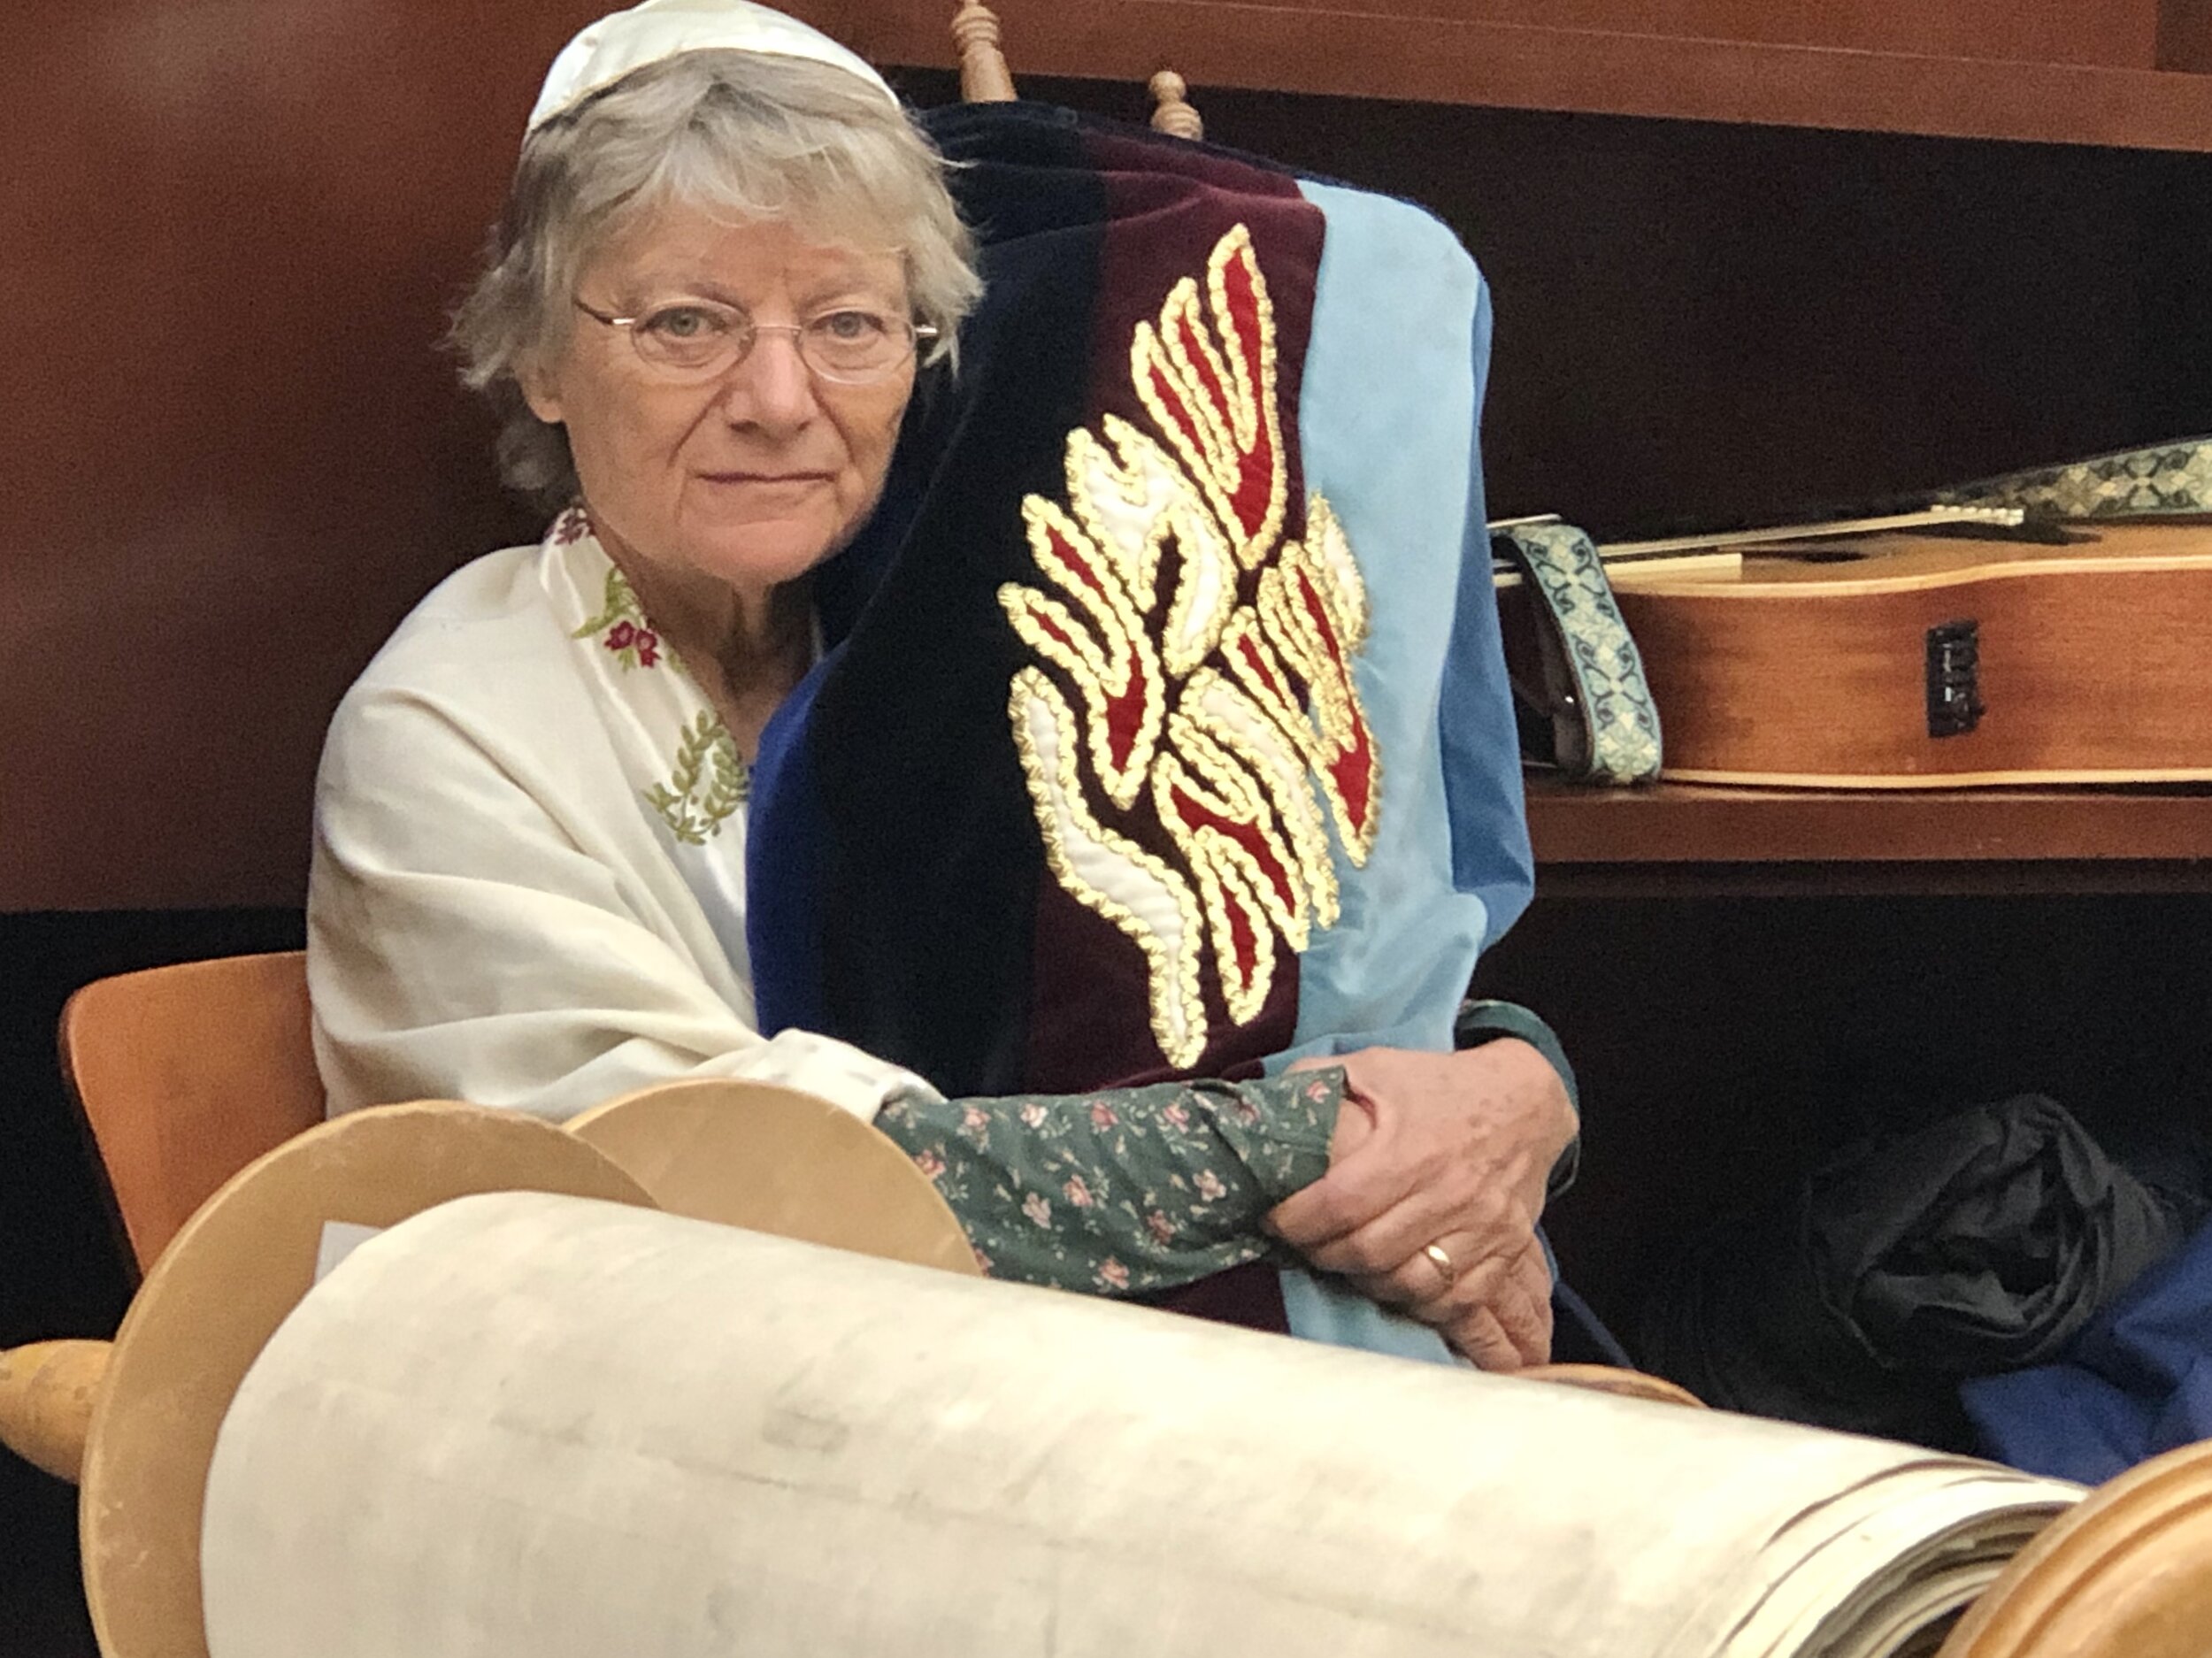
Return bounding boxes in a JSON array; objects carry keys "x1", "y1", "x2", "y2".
[
  {"x1": 1525, "y1": 778, "x2": 2212, "y2": 894},
  {"x1": 820, "y1": 0, "x2": 2212, "y2": 152}
]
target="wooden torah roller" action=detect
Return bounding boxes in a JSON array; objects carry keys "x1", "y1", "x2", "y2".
[
  {"x1": 565, "y1": 1076, "x2": 982, "y2": 1277},
  {"x1": 79, "y1": 1101, "x2": 655, "y2": 1658},
  {"x1": 56, "y1": 1079, "x2": 985, "y2": 1658},
  {"x1": 0, "y1": 1078, "x2": 980, "y2": 1485},
  {"x1": 1937, "y1": 1437, "x2": 2212, "y2": 1658},
  {"x1": 0, "y1": 1339, "x2": 107, "y2": 1482}
]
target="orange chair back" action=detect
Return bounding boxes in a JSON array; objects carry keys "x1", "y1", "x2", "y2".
[{"x1": 60, "y1": 951, "x2": 326, "y2": 1274}]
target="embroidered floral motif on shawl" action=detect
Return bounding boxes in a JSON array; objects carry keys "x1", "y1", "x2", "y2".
[{"x1": 557, "y1": 509, "x2": 748, "y2": 846}]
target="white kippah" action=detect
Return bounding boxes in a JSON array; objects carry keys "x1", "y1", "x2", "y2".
[{"x1": 526, "y1": 0, "x2": 897, "y2": 134}]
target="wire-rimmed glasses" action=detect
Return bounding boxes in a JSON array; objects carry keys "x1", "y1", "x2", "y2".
[{"x1": 572, "y1": 296, "x2": 937, "y2": 386}]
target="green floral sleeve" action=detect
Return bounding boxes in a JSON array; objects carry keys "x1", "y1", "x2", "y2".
[{"x1": 874, "y1": 1070, "x2": 1344, "y2": 1297}]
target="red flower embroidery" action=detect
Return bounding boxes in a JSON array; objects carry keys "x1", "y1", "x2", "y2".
[
  {"x1": 912, "y1": 1149, "x2": 946, "y2": 1182},
  {"x1": 1088, "y1": 1101, "x2": 1118, "y2": 1130},
  {"x1": 1097, "y1": 1257, "x2": 1131, "y2": 1292},
  {"x1": 550, "y1": 506, "x2": 590, "y2": 545},
  {"x1": 603, "y1": 620, "x2": 662, "y2": 667},
  {"x1": 1063, "y1": 1174, "x2": 1096, "y2": 1209},
  {"x1": 1145, "y1": 1210, "x2": 1176, "y2": 1245}
]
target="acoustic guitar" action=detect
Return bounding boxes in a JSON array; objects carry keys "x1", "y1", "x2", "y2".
[{"x1": 1601, "y1": 520, "x2": 2212, "y2": 787}]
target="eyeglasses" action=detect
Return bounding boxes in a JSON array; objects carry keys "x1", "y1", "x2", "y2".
[{"x1": 572, "y1": 296, "x2": 935, "y2": 386}]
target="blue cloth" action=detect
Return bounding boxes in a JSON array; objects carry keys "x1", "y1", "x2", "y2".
[
  {"x1": 1964, "y1": 1216, "x2": 2212, "y2": 1484},
  {"x1": 1275, "y1": 178, "x2": 1530, "y2": 1071},
  {"x1": 1260, "y1": 179, "x2": 1541, "y2": 1368}
]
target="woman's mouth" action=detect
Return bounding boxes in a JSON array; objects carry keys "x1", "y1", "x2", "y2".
[{"x1": 699, "y1": 470, "x2": 832, "y2": 487}]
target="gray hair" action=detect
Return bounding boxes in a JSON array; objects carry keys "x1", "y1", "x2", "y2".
[{"x1": 452, "y1": 50, "x2": 981, "y2": 506}]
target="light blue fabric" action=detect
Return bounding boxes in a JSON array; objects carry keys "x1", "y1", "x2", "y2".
[
  {"x1": 1270, "y1": 183, "x2": 1532, "y2": 1363},
  {"x1": 1279, "y1": 1266, "x2": 1466, "y2": 1367},
  {"x1": 1272, "y1": 180, "x2": 1532, "y2": 1076}
]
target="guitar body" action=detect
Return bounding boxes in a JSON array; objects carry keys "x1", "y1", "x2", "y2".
[{"x1": 1606, "y1": 522, "x2": 2212, "y2": 787}]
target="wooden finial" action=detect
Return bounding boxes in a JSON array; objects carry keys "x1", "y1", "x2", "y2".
[
  {"x1": 951, "y1": 0, "x2": 1018, "y2": 103},
  {"x1": 1148, "y1": 70, "x2": 1203, "y2": 142},
  {"x1": 0, "y1": 1339, "x2": 110, "y2": 1484}
]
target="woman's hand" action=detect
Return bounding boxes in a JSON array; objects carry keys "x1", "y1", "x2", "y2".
[{"x1": 1268, "y1": 1041, "x2": 1577, "y2": 1371}]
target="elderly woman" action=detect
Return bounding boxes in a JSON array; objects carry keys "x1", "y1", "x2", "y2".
[{"x1": 309, "y1": 0, "x2": 1578, "y2": 1370}]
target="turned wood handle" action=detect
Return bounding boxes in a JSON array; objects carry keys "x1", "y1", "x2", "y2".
[
  {"x1": 1521, "y1": 1362, "x2": 1703, "y2": 1409},
  {"x1": 1149, "y1": 71, "x2": 1204, "y2": 141},
  {"x1": 0, "y1": 1339, "x2": 111, "y2": 1484},
  {"x1": 951, "y1": 0, "x2": 1017, "y2": 102}
]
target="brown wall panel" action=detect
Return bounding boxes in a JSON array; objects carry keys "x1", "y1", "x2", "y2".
[{"x1": 0, "y1": 0, "x2": 596, "y2": 908}]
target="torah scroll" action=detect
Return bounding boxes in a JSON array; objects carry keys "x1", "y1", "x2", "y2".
[{"x1": 200, "y1": 1192, "x2": 2082, "y2": 1658}]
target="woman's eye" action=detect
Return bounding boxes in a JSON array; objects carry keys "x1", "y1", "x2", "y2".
[
  {"x1": 814, "y1": 310, "x2": 890, "y2": 342},
  {"x1": 642, "y1": 306, "x2": 726, "y2": 341}
]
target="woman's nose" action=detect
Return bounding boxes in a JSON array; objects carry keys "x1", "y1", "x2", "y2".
[{"x1": 718, "y1": 328, "x2": 817, "y2": 431}]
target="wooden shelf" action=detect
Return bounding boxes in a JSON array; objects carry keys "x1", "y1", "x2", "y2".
[
  {"x1": 1525, "y1": 777, "x2": 2212, "y2": 894},
  {"x1": 822, "y1": 0, "x2": 2212, "y2": 151}
]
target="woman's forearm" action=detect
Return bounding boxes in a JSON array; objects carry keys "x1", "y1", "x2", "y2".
[{"x1": 874, "y1": 1071, "x2": 1345, "y2": 1295}]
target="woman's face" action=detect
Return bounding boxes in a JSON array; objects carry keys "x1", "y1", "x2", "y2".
[{"x1": 524, "y1": 204, "x2": 918, "y2": 609}]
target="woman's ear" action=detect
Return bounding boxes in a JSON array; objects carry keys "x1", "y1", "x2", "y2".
[{"x1": 517, "y1": 353, "x2": 565, "y2": 426}]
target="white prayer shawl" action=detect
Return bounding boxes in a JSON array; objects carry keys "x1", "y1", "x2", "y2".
[{"x1": 309, "y1": 510, "x2": 942, "y2": 1123}]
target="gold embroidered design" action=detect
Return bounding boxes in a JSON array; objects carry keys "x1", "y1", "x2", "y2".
[{"x1": 999, "y1": 225, "x2": 1381, "y2": 1068}]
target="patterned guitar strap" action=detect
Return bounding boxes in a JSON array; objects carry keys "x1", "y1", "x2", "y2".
[
  {"x1": 1935, "y1": 435, "x2": 2212, "y2": 518},
  {"x1": 1491, "y1": 522, "x2": 1663, "y2": 787}
]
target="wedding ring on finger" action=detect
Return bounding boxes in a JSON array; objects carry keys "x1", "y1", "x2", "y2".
[{"x1": 1423, "y1": 1240, "x2": 1459, "y2": 1288}]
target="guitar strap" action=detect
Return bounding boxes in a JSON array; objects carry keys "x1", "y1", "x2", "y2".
[
  {"x1": 1491, "y1": 523, "x2": 1663, "y2": 787},
  {"x1": 1938, "y1": 436, "x2": 2212, "y2": 519}
]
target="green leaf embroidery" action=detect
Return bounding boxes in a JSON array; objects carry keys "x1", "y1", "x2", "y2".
[
  {"x1": 572, "y1": 567, "x2": 667, "y2": 672},
  {"x1": 572, "y1": 565, "x2": 645, "y2": 639},
  {"x1": 645, "y1": 710, "x2": 749, "y2": 845}
]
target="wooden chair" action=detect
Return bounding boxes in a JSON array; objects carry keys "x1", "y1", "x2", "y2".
[{"x1": 61, "y1": 950, "x2": 326, "y2": 1277}]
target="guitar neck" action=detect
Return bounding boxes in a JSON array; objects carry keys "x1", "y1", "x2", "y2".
[{"x1": 1490, "y1": 504, "x2": 2024, "y2": 587}]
